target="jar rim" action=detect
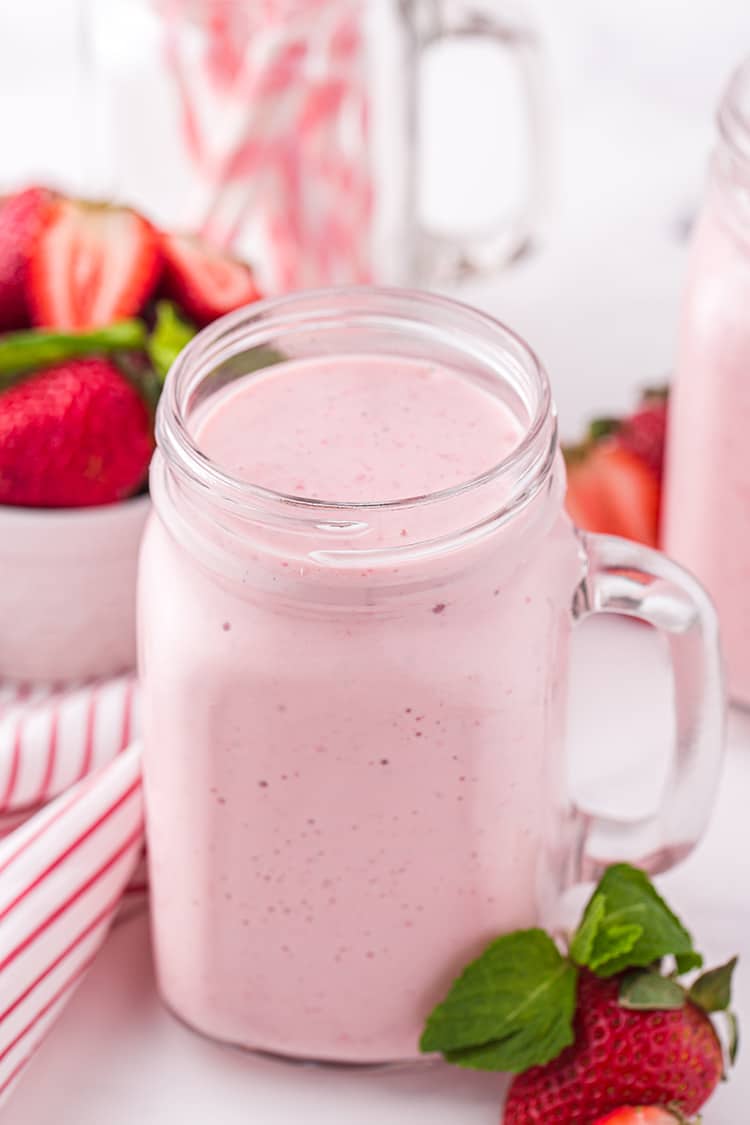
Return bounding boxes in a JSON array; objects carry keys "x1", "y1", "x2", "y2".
[{"x1": 156, "y1": 286, "x2": 556, "y2": 520}]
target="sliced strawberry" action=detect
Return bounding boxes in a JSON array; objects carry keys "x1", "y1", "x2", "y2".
[
  {"x1": 593, "y1": 1109, "x2": 689, "y2": 1125},
  {"x1": 0, "y1": 186, "x2": 56, "y2": 331},
  {"x1": 28, "y1": 199, "x2": 162, "y2": 329},
  {"x1": 160, "y1": 232, "x2": 261, "y2": 325},
  {"x1": 565, "y1": 441, "x2": 660, "y2": 547}
]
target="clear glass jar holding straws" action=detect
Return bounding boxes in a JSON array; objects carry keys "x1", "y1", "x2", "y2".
[{"x1": 86, "y1": 0, "x2": 551, "y2": 291}]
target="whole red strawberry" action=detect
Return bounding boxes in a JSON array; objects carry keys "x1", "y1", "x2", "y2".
[
  {"x1": 0, "y1": 357, "x2": 153, "y2": 507},
  {"x1": 0, "y1": 187, "x2": 55, "y2": 332},
  {"x1": 503, "y1": 973, "x2": 723, "y2": 1125}
]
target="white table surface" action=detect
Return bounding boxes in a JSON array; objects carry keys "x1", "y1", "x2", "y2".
[{"x1": 5, "y1": 1, "x2": 750, "y2": 1120}]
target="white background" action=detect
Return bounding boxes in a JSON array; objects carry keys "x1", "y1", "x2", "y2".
[{"x1": 3, "y1": 1, "x2": 750, "y2": 1121}]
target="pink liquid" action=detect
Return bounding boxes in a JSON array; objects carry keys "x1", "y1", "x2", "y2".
[
  {"x1": 664, "y1": 183, "x2": 750, "y2": 701},
  {"x1": 140, "y1": 353, "x2": 581, "y2": 1061}
]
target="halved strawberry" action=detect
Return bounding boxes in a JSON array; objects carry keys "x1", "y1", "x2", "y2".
[
  {"x1": 28, "y1": 199, "x2": 162, "y2": 329},
  {"x1": 0, "y1": 186, "x2": 56, "y2": 331},
  {"x1": 593, "y1": 1109, "x2": 691, "y2": 1125},
  {"x1": 160, "y1": 232, "x2": 261, "y2": 325},
  {"x1": 565, "y1": 441, "x2": 660, "y2": 547}
]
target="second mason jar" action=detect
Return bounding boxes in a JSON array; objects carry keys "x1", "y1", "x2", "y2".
[
  {"x1": 87, "y1": 0, "x2": 549, "y2": 291},
  {"x1": 664, "y1": 57, "x2": 750, "y2": 704}
]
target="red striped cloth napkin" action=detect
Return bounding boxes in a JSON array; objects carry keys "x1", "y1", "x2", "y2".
[{"x1": 0, "y1": 678, "x2": 144, "y2": 1107}]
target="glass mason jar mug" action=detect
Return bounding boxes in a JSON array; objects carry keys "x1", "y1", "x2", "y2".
[
  {"x1": 140, "y1": 289, "x2": 724, "y2": 1063},
  {"x1": 664, "y1": 56, "x2": 750, "y2": 705},
  {"x1": 87, "y1": 0, "x2": 549, "y2": 292}
]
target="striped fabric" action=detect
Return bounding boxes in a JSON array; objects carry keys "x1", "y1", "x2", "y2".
[{"x1": 0, "y1": 679, "x2": 145, "y2": 1107}]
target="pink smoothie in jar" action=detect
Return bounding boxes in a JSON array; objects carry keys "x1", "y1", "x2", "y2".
[
  {"x1": 139, "y1": 291, "x2": 583, "y2": 1062},
  {"x1": 664, "y1": 59, "x2": 750, "y2": 703},
  {"x1": 140, "y1": 292, "x2": 725, "y2": 1062}
]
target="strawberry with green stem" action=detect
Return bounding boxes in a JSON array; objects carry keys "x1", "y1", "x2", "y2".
[{"x1": 420, "y1": 864, "x2": 739, "y2": 1123}]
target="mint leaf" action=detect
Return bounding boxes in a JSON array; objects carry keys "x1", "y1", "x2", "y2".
[
  {"x1": 619, "y1": 969, "x2": 686, "y2": 1010},
  {"x1": 675, "y1": 950, "x2": 704, "y2": 974},
  {"x1": 570, "y1": 893, "x2": 605, "y2": 965},
  {"x1": 572, "y1": 864, "x2": 697, "y2": 977},
  {"x1": 689, "y1": 957, "x2": 738, "y2": 1013},
  {"x1": 147, "y1": 301, "x2": 197, "y2": 381},
  {"x1": 420, "y1": 930, "x2": 577, "y2": 1073},
  {"x1": 589, "y1": 922, "x2": 643, "y2": 970}
]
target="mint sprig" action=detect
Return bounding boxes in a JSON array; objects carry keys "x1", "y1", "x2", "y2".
[
  {"x1": 420, "y1": 862, "x2": 739, "y2": 1075},
  {"x1": 420, "y1": 930, "x2": 577, "y2": 1072},
  {"x1": 571, "y1": 864, "x2": 698, "y2": 976}
]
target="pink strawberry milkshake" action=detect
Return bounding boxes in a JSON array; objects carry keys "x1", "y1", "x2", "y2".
[
  {"x1": 139, "y1": 309, "x2": 584, "y2": 1061},
  {"x1": 664, "y1": 59, "x2": 750, "y2": 703}
]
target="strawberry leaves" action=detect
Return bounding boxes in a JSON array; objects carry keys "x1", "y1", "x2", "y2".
[
  {"x1": 689, "y1": 956, "x2": 740, "y2": 1067},
  {"x1": 570, "y1": 865, "x2": 698, "y2": 977},
  {"x1": 689, "y1": 956, "x2": 738, "y2": 1013},
  {"x1": 147, "y1": 300, "x2": 197, "y2": 381},
  {"x1": 420, "y1": 863, "x2": 738, "y2": 1075},
  {"x1": 0, "y1": 320, "x2": 147, "y2": 388},
  {"x1": 420, "y1": 930, "x2": 577, "y2": 1072},
  {"x1": 618, "y1": 969, "x2": 687, "y2": 1010}
]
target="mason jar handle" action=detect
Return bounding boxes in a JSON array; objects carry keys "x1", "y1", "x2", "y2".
[
  {"x1": 406, "y1": 1, "x2": 550, "y2": 283},
  {"x1": 571, "y1": 532, "x2": 726, "y2": 882}
]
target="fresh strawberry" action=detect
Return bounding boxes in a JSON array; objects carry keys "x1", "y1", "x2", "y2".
[
  {"x1": 160, "y1": 232, "x2": 261, "y2": 325},
  {"x1": 0, "y1": 187, "x2": 56, "y2": 331},
  {"x1": 593, "y1": 1109, "x2": 691, "y2": 1125},
  {"x1": 0, "y1": 357, "x2": 153, "y2": 507},
  {"x1": 618, "y1": 392, "x2": 668, "y2": 481},
  {"x1": 502, "y1": 973, "x2": 723, "y2": 1125},
  {"x1": 565, "y1": 441, "x2": 661, "y2": 546},
  {"x1": 28, "y1": 199, "x2": 161, "y2": 329},
  {"x1": 564, "y1": 388, "x2": 668, "y2": 547}
]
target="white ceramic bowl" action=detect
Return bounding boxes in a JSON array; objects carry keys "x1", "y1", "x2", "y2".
[{"x1": 0, "y1": 495, "x2": 150, "y2": 684}]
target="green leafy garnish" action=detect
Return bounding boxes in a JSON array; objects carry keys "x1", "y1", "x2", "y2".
[
  {"x1": 420, "y1": 930, "x2": 577, "y2": 1073},
  {"x1": 675, "y1": 950, "x2": 704, "y2": 973},
  {"x1": 571, "y1": 864, "x2": 697, "y2": 976},
  {"x1": 689, "y1": 957, "x2": 738, "y2": 1013},
  {"x1": 618, "y1": 969, "x2": 686, "y2": 1010},
  {"x1": 420, "y1": 862, "x2": 737, "y2": 1074},
  {"x1": 147, "y1": 300, "x2": 197, "y2": 381},
  {"x1": 0, "y1": 319, "x2": 147, "y2": 387}
]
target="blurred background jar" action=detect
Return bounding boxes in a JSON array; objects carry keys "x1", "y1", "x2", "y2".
[
  {"x1": 663, "y1": 56, "x2": 750, "y2": 705},
  {"x1": 84, "y1": 0, "x2": 550, "y2": 293}
]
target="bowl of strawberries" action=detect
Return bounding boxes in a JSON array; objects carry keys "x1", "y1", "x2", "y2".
[{"x1": 0, "y1": 185, "x2": 261, "y2": 683}]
